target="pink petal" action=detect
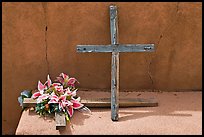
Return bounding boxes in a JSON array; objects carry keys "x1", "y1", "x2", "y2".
[
  {"x1": 49, "y1": 95, "x2": 59, "y2": 103},
  {"x1": 38, "y1": 94, "x2": 50, "y2": 100},
  {"x1": 59, "y1": 95, "x2": 66, "y2": 101},
  {"x1": 31, "y1": 92, "x2": 41, "y2": 99},
  {"x1": 37, "y1": 99, "x2": 42, "y2": 103},
  {"x1": 52, "y1": 83, "x2": 61, "y2": 87},
  {"x1": 71, "y1": 89, "x2": 77, "y2": 96},
  {"x1": 75, "y1": 97, "x2": 81, "y2": 102},
  {"x1": 36, "y1": 94, "x2": 49, "y2": 103},
  {"x1": 38, "y1": 81, "x2": 45, "y2": 91},
  {"x1": 48, "y1": 99, "x2": 58, "y2": 104},
  {"x1": 55, "y1": 86, "x2": 64, "y2": 93},
  {"x1": 60, "y1": 73, "x2": 69, "y2": 79},
  {"x1": 64, "y1": 87, "x2": 71, "y2": 94},
  {"x1": 67, "y1": 106, "x2": 74, "y2": 117},
  {"x1": 64, "y1": 100, "x2": 72, "y2": 106},
  {"x1": 56, "y1": 77, "x2": 64, "y2": 84},
  {"x1": 62, "y1": 101, "x2": 66, "y2": 108},
  {"x1": 47, "y1": 74, "x2": 52, "y2": 87},
  {"x1": 59, "y1": 102, "x2": 65, "y2": 112},
  {"x1": 72, "y1": 100, "x2": 84, "y2": 109},
  {"x1": 50, "y1": 94, "x2": 59, "y2": 100},
  {"x1": 67, "y1": 78, "x2": 77, "y2": 85}
]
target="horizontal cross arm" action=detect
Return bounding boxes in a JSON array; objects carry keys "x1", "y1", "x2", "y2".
[{"x1": 76, "y1": 44, "x2": 155, "y2": 53}]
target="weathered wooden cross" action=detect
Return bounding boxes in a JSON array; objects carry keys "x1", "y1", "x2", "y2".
[
  {"x1": 76, "y1": 5, "x2": 157, "y2": 121},
  {"x1": 23, "y1": 5, "x2": 158, "y2": 130}
]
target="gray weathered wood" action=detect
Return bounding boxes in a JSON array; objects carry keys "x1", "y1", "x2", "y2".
[
  {"x1": 23, "y1": 98, "x2": 36, "y2": 107},
  {"x1": 23, "y1": 98, "x2": 158, "y2": 108},
  {"x1": 110, "y1": 5, "x2": 119, "y2": 121},
  {"x1": 81, "y1": 98, "x2": 158, "y2": 107},
  {"x1": 55, "y1": 112, "x2": 66, "y2": 129},
  {"x1": 77, "y1": 44, "x2": 155, "y2": 52},
  {"x1": 110, "y1": 5, "x2": 119, "y2": 45}
]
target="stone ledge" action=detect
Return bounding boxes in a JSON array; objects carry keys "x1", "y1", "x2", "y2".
[{"x1": 15, "y1": 91, "x2": 202, "y2": 135}]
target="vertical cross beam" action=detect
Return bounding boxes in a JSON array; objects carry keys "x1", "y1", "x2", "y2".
[{"x1": 110, "y1": 5, "x2": 119, "y2": 121}]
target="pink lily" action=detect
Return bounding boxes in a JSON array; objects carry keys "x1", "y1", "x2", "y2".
[
  {"x1": 67, "y1": 105, "x2": 74, "y2": 117},
  {"x1": 32, "y1": 74, "x2": 52, "y2": 99},
  {"x1": 61, "y1": 73, "x2": 69, "y2": 79},
  {"x1": 58, "y1": 96, "x2": 67, "y2": 112},
  {"x1": 64, "y1": 87, "x2": 78, "y2": 97},
  {"x1": 54, "y1": 85, "x2": 64, "y2": 93},
  {"x1": 48, "y1": 94, "x2": 83, "y2": 117},
  {"x1": 64, "y1": 97, "x2": 83, "y2": 117},
  {"x1": 32, "y1": 92, "x2": 41, "y2": 99},
  {"x1": 39, "y1": 74, "x2": 52, "y2": 91},
  {"x1": 56, "y1": 73, "x2": 78, "y2": 87},
  {"x1": 38, "y1": 80, "x2": 47, "y2": 94},
  {"x1": 67, "y1": 78, "x2": 78, "y2": 87},
  {"x1": 66, "y1": 97, "x2": 84, "y2": 117},
  {"x1": 48, "y1": 93, "x2": 59, "y2": 104},
  {"x1": 56, "y1": 73, "x2": 69, "y2": 84},
  {"x1": 36, "y1": 94, "x2": 50, "y2": 103},
  {"x1": 32, "y1": 80, "x2": 47, "y2": 99},
  {"x1": 48, "y1": 94, "x2": 71, "y2": 113},
  {"x1": 47, "y1": 74, "x2": 52, "y2": 88},
  {"x1": 52, "y1": 83, "x2": 61, "y2": 87},
  {"x1": 58, "y1": 99, "x2": 74, "y2": 117},
  {"x1": 71, "y1": 97, "x2": 84, "y2": 109},
  {"x1": 47, "y1": 74, "x2": 65, "y2": 89}
]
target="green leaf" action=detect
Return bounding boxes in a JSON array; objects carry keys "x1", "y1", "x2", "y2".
[
  {"x1": 66, "y1": 95, "x2": 71, "y2": 100},
  {"x1": 65, "y1": 112, "x2": 70, "y2": 122}
]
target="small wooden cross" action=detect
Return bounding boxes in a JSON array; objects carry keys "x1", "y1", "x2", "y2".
[
  {"x1": 76, "y1": 5, "x2": 157, "y2": 121},
  {"x1": 23, "y1": 97, "x2": 158, "y2": 129}
]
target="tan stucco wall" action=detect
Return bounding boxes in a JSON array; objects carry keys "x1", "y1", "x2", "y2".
[{"x1": 2, "y1": 2, "x2": 202, "y2": 134}]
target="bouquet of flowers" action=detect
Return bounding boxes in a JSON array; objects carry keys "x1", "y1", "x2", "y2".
[{"x1": 18, "y1": 73, "x2": 91, "y2": 123}]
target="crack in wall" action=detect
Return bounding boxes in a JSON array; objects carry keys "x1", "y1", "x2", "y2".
[
  {"x1": 42, "y1": 2, "x2": 49, "y2": 74},
  {"x1": 145, "y1": 55, "x2": 154, "y2": 91},
  {"x1": 145, "y1": 34, "x2": 163, "y2": 92},
  {"x1": 176, "y1": 2, "x2": 179, "y2": 13},
  {"x1": 145, "y1": 3, "x2": 181, "y2": 91},
  {"x1": 157, "y1": 34, "x2": 163, "y2": 45}
]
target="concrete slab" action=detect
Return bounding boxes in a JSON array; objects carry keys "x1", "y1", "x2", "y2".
[{"x1": 15, "y1": 91, "x2": 202, "y2": 135}]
